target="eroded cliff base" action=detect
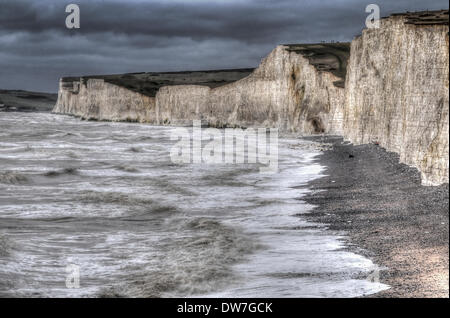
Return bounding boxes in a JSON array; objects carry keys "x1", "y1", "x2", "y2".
[{"x1": 303, "y1": 136, "x2": 449, "y2": 297}]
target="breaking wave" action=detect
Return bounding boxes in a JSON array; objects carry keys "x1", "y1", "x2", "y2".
[
  {"x1": 0, "y1": 235, "x2": 12, "y2": 257},
  {"x1": 44, "y1": 167, "x2": 78, "y2": 177},
  {"x1": 127, "y1": 147, "x2": 142, "y2": 153},
  {"x1": 98, "y1": 217, "x2": 259, "y2": 297},
  {"x1": 114, "y1": 165, "x2": 139, "y2": 173},
  {"x1": 0, "y1": 172, "x2": 28, "y2": 184},
  {"x1": 77, "y1": 190, "x2": 178, "y2": 214}
]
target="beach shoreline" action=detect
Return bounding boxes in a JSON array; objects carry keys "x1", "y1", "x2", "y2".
[{"x1": 302, "y1": 135, "x2": 449, "y2": 298}]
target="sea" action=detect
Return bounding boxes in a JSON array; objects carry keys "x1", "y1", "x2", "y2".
[{"x1": 0, "y1": 112, "x2": 388, "y2": 297}]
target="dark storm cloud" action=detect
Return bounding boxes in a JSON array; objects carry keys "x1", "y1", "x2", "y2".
[
  {"x1": 0, "y1": 0, "x2": 448, "y2": 92},
  {"x1": 0, "y1": 0, "x2": 359, "y2": 43}
]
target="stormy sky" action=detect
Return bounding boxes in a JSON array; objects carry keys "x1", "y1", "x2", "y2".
[{"x1": 0, "y1": 0, "x2": 448, "y2": 93}]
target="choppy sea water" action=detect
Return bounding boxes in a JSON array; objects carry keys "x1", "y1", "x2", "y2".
[{"x1": 0, "y1": 112, "x2": 388, "y2": 297}]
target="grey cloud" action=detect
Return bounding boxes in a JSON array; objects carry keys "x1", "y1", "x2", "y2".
[{"x1": 0, "y1": 0, "x2": 448, "y2": 92}]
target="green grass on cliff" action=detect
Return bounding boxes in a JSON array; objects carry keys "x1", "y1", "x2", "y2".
[{"x1": 62, "y1": 69, "x2": 254, "y2": 97}]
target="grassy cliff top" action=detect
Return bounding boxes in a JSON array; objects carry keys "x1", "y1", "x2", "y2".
[
  {"x1": 62, "y1": 68, "x2": 254, "y2": 97},
  {"x1": 283, "y1": 43, "x2": 351, "y2": 88},
  {"x1": 392, "y1": 9, "x2": 449, "y2": 25}
]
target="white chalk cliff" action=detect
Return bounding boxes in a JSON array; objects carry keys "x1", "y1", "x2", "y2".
[
  {"x1": 344, "y1": 11, "x2": 449, "y2": 186},
  {"x1": 53, "y1": 10, "x2": 449, "y2": 186}
]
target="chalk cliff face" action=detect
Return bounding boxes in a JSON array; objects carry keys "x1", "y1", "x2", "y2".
[
  {"x1": 53, "y1": 10, "x2": 449, "y2": 186},
  {"x1": 344, "y1": 12, "x2": 449, "y2": 185},
  {"x1": 54, "y1": 45, "x2": 348, "y2": 134},
  {"x1": 54, "y1": 79, "x2": 155, "y2": 122},
  {"x1": 155, "y1": 45, "x2": 348, "y2": 133}
]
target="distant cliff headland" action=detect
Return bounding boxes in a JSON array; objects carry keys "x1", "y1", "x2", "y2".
[
  {"x1": 53, "y1": 10, "x2": 449, "y2": 186},
  {"x1": 0, "y1": 90, "x2": 56, "y2": 112}
]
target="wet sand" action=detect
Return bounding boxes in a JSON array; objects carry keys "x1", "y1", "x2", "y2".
[{"x1": 302, "y1": 136, "x2": 449, "y2": 298}]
